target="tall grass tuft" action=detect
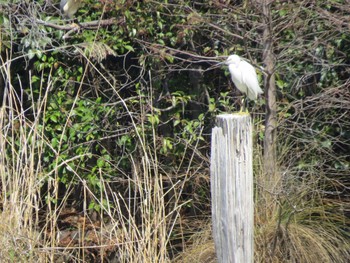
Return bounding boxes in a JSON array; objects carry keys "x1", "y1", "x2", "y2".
[
  {"x1": 0, "y1": 62, "x2": 187, "y2": 261},
  {"x1": 0, "y1": 67, "x2": 50, "y2": 261}
]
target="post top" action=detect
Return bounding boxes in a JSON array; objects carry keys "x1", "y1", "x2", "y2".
[{"x1": 216, "y1": 112, "x2": 251, "y2": 119}]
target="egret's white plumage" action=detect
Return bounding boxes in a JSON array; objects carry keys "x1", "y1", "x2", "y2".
[
  {"x1": 60, "y1": 0, "x2": 81, "y2": 19},
  {"x1": 225, "y1": 54, "x2": 263, "y2": 100}
]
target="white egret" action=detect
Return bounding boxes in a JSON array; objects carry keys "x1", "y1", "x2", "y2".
[{"x1": 224, "y1": 54, "x2": 263, "y2": 110}]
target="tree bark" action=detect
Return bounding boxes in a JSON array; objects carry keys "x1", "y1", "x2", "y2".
[{"x1": 259, "y1": 0, "x2": 279, "y2": 193}]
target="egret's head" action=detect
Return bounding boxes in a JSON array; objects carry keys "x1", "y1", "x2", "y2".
[{"x1": 225, "y1": 54, "x2": 241, "y2": 66}]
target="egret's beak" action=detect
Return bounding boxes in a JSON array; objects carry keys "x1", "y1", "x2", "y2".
[{"x1": 208, "y1": 61, "x2": 225, "y2": 69}]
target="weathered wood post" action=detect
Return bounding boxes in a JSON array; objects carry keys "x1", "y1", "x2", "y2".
[{"x1": 210, "y1": 113, "x2": 254, "y2": 263}]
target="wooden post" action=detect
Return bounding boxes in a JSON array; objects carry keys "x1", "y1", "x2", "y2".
[{"x1": 210, "y1": 113, "x2": 254, "y2": 263}]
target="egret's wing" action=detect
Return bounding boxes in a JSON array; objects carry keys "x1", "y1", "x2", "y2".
[
  {"x1": 228, "y1": 64, "x2": 248, "y2": 95},
  {"x1": 240, "y1": 60, "x2": 263, "y2": 100}
]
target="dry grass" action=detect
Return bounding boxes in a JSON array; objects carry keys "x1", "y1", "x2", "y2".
[
  {"x1": 0, "y1": 61, "x2": 188, "y2": 262},
  {"x1": 255, "y1": 200, "x2": 350, "y2": 263},
  {"x1": 172, "y1": 224, "x2": 216, "y2": 263}
]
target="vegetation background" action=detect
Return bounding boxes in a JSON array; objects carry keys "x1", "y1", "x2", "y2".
[{"x1": 0, "y1": 0, "x2": 349, "y2": 262}]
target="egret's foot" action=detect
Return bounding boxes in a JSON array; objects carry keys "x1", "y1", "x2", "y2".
[
  {"x1": 240, "y1": 104, "x2": 248, "y2": 113},
  {"x1": 70, "y1": 22, "x2": 80, "y2": 29},
  {"x1": 235, "y1": 106, "x2": 249, "y2": 115}
]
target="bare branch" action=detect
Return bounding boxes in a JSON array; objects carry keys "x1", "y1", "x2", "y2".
[{"x1": 36, "y1": 17, "x2": 123, "y2": 31}]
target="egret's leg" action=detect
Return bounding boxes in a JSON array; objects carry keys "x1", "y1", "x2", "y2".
[
  {"x1": 240, "y1": 97, "x2": 248, "y2": 113},
  {"x1": 240, "y1": 97, "x2": 245, "y2": 113},
  {"x1": 244, "y1": 97, "x2": 249, "y2": 112}
]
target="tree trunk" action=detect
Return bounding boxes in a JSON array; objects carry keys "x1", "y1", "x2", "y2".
[{"x1": 259, "y1": 0, "x2": 279, "y2": 193}]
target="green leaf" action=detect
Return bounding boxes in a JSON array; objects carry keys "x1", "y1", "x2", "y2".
[
  {"x1": 123, "y1": 44, "x2": 134, "y2": 51},
  {"x1": 50, "y1": 114, "x2": 58, "y2": 123},
  {"x1": 276, "y1": 79, "x2": 285, "y2": 89},
  {"x1": 97, "y1": 158, "x2": 105, "y2": 168}
]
